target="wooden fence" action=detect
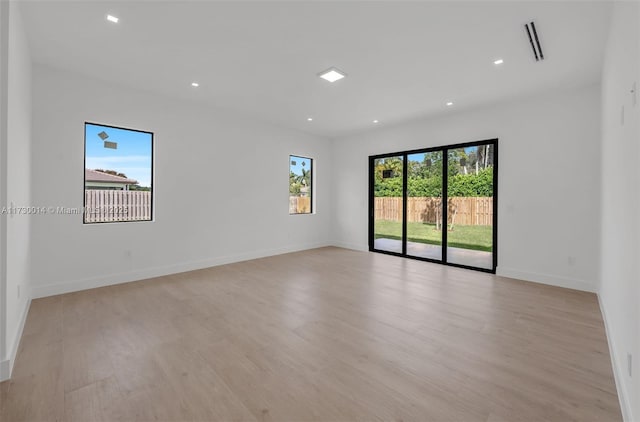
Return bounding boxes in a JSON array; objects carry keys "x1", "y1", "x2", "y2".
[
  {"x1": 289, "y1": 196, "x2": 311, "y2": 214},
  {"x1": 375, "y1": 197, "x2": 493, "y2": 226},
  {"x1": 84, "y1": 190, "x2": 151, "y2": 223}
]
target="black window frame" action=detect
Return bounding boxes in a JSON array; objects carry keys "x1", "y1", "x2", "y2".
[
  {"x1": 368, "y1": 138, "x2": 498, "y2": 273},
  {"x1": 83, "y1": 121, "x2": 154, "y2": 225},
  {"x1": 289, "y1": 154, "x2": 313, "y2": 215}
]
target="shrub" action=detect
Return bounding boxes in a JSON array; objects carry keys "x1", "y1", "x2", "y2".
[{"x1": 375, "y1": 167, "x2": 493, "y2": 197}]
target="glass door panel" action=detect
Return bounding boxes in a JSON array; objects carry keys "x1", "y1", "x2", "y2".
[
  {"x1": 406, "y1": 152, "x2": 443, "y2": 260},
  {"x1": 446, "y1": 145, "x2": 494, "y2": 269},
  {"x1": 373, "y1": 156, "x2": 404, "y2": 254}
]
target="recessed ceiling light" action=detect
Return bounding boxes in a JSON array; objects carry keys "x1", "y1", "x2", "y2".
[
  {"x1": 106, "y1": 15, "x2": 119, "y2": 23},
  {"x1": 318, "y1": 67, "x2": 346, "y2": 83},
  {"x1": 446, "y1": 102, "x2": 454, "y2": 106},
  {"x1": 373, "y1": 120, "x2": 379, "y2": 124},
  {"x1": 307, "y1": 117, "x2": 313, "y2": 122},
  {"x1": 493, "y1": 59, "x2": 504, "y2": 65},
  {"x1": 191, "y1": 82, "x2": 199, "y2": 87}
]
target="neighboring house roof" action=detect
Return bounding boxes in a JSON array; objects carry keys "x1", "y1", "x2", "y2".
[{"x1": 85, "y1": 169, "x2": 138, "y2": 185}]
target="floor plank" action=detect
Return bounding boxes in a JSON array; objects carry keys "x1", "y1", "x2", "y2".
[{"x1": 1, "y1": 247, "x2": 622, "y2": 421}]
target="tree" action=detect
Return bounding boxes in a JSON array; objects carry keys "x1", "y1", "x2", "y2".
[
  {"x1": 475, "y1": 144, "x2": 492, "y2": 171},
  {"x1": 297, "y1": 168, "x2": 311, "y2": 188},
  {"x1": 289, "y1": 171, "x2": 301, "y2": 195},
  {"x1": 374, "y1": 157, "x2": 403, "y2": 182},
  {"x1": 375, "y1": 166, "x2": 493, "y2": 197},
  {"x1": 374, "y1": 149, "x2": 493, "y2": 198}
]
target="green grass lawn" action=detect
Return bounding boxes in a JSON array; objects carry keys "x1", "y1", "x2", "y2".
[{"x1": 375, "y1": 220, "x2": 493, "y2": 252}]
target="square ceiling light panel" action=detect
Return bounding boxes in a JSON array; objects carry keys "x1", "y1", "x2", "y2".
[{"x1": 318, "y1": 67, "x2": 346, "y2": 83}]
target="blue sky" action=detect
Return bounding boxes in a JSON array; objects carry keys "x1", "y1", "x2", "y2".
[
  {"x1": 290, "y1": 155, "x2": 311, "y2": 176},
  {"x1": 85, "y1": 123, "x2": 152, "y2": 187}
]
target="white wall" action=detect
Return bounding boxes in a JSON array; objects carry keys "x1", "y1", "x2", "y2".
[
  {"x1": 331, "y1": 84, "x2": 601, "y2": 292},
  {"x1": 600, "y1": 2, "x2": 640, "y2": 420},
  {"x1": 0, "y1": 0, "x2": 33, "y2": 381},
  {"x1": 0, "y1": 0, "x2": 9, "y2": 381},
  {"x1": 9, "y1": 11, "x2": 636, "y2": 419},
  {"x1": 30, "y1": 65, "x2": 332, "y2": 298}
]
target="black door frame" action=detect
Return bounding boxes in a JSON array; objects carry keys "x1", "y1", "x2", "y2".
[{"x1": 368, "y1": 138, "x2": 498, "y2": 274}]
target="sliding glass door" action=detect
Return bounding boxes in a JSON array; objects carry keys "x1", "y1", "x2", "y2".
[
  {"x1": 369, "y1": 139, "x2": 497, "y2": 273},
  {"x1": 372, "y1": 156, "x2": 404, "y2": 254},
  {"x1": 406, "y1": 152, "x2": 443, "y2": 261},
  {"x1": 446, "y1": 145, "x2": 495, "y2": 270}
]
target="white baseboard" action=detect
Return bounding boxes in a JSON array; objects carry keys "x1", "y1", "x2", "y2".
[
  {"x1": 0, "y1": 294, "x2": 31, "y2": 382},
  {"x1": 496, "y1": 266, "x2": 597, "y2": 293},
  {"x1": 32, "y1": 242, "x2": 332, "y2": 299},
  {"x1": 330, "y1": 248, "x2": 598, "y2": 293},
  {"x1": 598, "y1": 294, "x2": 634, "y2": 422},
  {"x1": 0, "y1": 359, "x2": 9, "y2": 381},
  {"x1": 331, "y1": 241, "x2": 368, "y2": 252}
]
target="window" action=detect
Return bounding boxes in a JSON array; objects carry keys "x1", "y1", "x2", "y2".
[
  {"x1": 369, "y1": 139, "x2": 497, "y2": 273},
  {"x1": 84, "y1": 122, "x2": 153, "y2": 223},
  {"x1": 289, "y1": 155, "x2": 313, "y2": 214}
]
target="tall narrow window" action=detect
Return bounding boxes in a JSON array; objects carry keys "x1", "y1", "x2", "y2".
[
  {"x1": 289, "y1": 155, "x2": 313, "y2": 214},
  {"x1": 84, "y1": 122, "x2": 153, "y2": 223}
]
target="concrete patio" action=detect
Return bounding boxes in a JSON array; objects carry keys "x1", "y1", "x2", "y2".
[{"x1": 374, "y1": 238, "x2": 493, "y2": 270}]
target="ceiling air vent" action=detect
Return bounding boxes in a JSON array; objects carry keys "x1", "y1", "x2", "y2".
[{"x1": 525, "y1": 21, "x2": 544, "y2": 61}]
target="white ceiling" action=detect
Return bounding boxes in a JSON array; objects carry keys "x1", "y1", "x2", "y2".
[{"x1": 20, "y1": 1, "x2": 612, "y2": 138}]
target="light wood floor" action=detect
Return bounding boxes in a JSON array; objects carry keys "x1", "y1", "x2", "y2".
[{"x1": 0, "y1": 247, "x2": 622, "y2": 422}]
